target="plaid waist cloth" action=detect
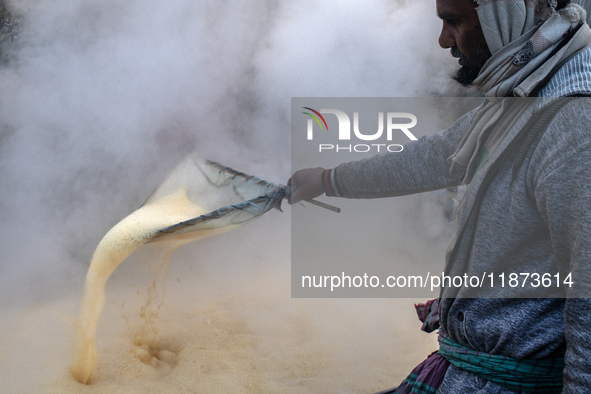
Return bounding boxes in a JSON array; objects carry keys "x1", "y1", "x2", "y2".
[{"x1": 395, "y1": 299, "x2": 565, "y2": 394}]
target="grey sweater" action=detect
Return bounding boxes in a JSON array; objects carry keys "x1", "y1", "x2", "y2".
[{"x1": 331, "y1": 50, "x2": 591, "y2": 393}]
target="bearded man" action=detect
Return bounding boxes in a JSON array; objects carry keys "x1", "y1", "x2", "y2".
[{"x1": 289, "y1": 0, "x2": 591, "y2": 392}]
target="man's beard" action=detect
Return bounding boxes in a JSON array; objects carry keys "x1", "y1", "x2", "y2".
[
  {"x1": 450, "y1": 46, "x2": 490, "y2": 87},
  {"x1": 453, "y1": 65, "x2": 481, "y2": 87}
]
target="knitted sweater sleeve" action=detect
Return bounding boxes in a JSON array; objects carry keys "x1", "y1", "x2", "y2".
[
  {"x1": 531, "y1": 100, "x2": 591, "y2": 393},
  {"x1": 322, "y1": 108, "x2": 477, "y2": 199}
]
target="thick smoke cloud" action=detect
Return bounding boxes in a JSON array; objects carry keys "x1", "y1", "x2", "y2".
[
  {"x1": 0, "y1": 0, "x2": 456, "y2": 391},
  {"x1": 0, "y1": 0, "x2": 454, "y2": 302}
]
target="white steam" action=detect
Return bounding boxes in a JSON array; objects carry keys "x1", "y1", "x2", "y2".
[{"x1": 0, "y1": 0, "x2": 456, "y2": 392}]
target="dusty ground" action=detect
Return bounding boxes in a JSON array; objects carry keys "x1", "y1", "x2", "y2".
[{"x1": 0, "y1": 258, "x2": 437, "y2": 394}]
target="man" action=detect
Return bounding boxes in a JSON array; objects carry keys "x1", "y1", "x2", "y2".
[{"x1": 289, "y1": 0, "x2": 591, "y2": 392}]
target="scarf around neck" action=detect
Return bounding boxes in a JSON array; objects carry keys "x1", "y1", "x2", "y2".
[{"x1": 450, "y1": 1, "x2": 591, "y2": 183}]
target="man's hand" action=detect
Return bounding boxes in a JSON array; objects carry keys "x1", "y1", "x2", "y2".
[{"x1": 287, "y1": 167, "x2": 326, "y2": 205}]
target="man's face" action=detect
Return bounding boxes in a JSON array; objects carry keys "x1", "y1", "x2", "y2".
[{"x1": 436, "y1": 0, "x2": 491, "y2": 86}]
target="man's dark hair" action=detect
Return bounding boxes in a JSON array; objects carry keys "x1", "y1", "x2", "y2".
[{"x1": 557, "y1": 0, "x2": 571, "y2": 9}]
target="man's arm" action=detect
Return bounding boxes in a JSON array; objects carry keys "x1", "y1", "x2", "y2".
[
  {"x1": 531, "y1": 100, "x2": 591, "y2": 392},
  {"x1": 288, "y1": 108, "x2": 477, "y2": 204},
  {"x1": 535, "y1": 154, "x2": 591, "y2": 391}
]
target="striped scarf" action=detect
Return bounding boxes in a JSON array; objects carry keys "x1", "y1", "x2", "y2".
[
  {"x1": 450, "y1": 1, "x2": 591, "y2": 183},
  {"x1": 395, "y1": 300, "x2": 565, "y2": 394},
  {"x1": 473, "y1": 0, "x2": 590, "y2": 97}
]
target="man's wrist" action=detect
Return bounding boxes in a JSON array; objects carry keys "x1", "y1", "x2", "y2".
[{"x1": 321, "y1": 168, "x2": 341, "y2": 197}]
